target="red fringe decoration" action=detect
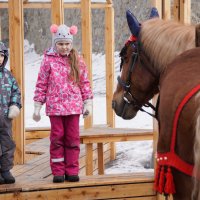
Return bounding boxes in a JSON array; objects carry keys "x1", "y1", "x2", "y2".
[
  {"x1": 158, "y1": 166, "x2": 165, "y2": 193},
  {"x1": 164, "y1": 167, "x2": 176, "y2": 194},
  {"x1": 154, "y1": 164, "x2": 160, "y2": 191}
]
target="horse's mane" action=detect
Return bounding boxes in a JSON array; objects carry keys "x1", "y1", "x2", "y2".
[{"x1": 140, "y1": 18, "x2": 195, "y2": 72}]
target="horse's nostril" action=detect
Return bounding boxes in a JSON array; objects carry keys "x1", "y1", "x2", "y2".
[{"x1": 112, "y1": 101, "x2": 116, "y2": 109}]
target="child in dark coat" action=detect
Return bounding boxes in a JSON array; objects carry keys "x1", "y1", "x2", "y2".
[{"x1": 0, "y1": 42, "x2": 22, "y2": 184}]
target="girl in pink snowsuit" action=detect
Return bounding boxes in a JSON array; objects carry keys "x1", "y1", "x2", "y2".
[{"x1": 33, "y1": 24, "x2": 93, "y2": 183}]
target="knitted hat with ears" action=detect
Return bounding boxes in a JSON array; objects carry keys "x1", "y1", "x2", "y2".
[{"x1": 50, "y1": 24, "x2": 78, "y2": 47}]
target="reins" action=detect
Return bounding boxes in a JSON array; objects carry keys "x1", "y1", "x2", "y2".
[{"x1": 117, "y1": 41, "x2": 158, "y2": 118}]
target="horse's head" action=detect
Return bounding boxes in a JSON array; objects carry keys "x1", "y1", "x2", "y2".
[{"x1": 112, "y1": 9, "x2": 160, "y2": 120}]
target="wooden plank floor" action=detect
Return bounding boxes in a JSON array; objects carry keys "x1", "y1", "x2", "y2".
[
  {"x1": 0, "y1": 133, "x2": 156, "y2": 200},
  {"x1": 0, "y1": 172, "x2": 155, "y2": 200}
]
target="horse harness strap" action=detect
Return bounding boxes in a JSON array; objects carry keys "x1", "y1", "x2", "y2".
[{"x1": 155, "y1": 84, "x2": 200, "y2": 195}]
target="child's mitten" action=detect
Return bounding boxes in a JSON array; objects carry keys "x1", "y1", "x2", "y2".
[
  {"x1": 83, "y1": 99, "x2": 93, "y2": 119},
  {"x1": 8, "y1": 105, "x2": 20, "y2": 119},
  {"x1": 32, "y1": 102, "x2": 42, "y2": 122}
]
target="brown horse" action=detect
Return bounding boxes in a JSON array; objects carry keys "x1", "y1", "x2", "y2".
[{"x1": 112, "y1": 8, "x2": 200, "y2": 200}]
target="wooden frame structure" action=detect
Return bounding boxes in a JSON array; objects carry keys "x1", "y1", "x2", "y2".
[
  {"x1": 0, "y1": 0, "x2": 115, "y2": 165},
  {"x1": 152, "y1": 0, "x2": 191, "y2": 23},
  {"x1": 0, "y1": 0, "x2": 193, "y2": 199},
  {"x1": 0, "y1": 0, "x2": 191, "y2": 165}
]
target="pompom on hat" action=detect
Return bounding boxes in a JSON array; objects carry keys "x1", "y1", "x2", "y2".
[{"x1": 50, "y1": 24, "x2": 78, "y2": 46}]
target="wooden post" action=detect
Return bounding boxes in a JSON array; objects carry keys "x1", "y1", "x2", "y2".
[
  {"x1": 105, "y1": 6, "x2": 115, "y2": 128},
  {"x1": 180, "y1": 0, "x2": 191, "y2": 24},
  {"x1": 51, "y1": 0, "x2": 64, "y2": 25},
  {"x1": 162, "y1": 0, "x2": 171, "y2": 20},
  {"x1": 151, "y1": 0, "x2": 162, "y2": 18},
  {"x1": 152, "y1": 95, "x2": 159, "y2": 168},
  {"x1": 173, "y1": 0, "x2": 180, "y2": 21},
  {"x1": 81, "y1": 0, "x2": 93, "y2": 129},
  {"x1": 85, "y1": 144, "x2": 93, "y2": 175},
  {"x1": 8, "y1": 0, "x2": 25, "y2": 164},
  {"x1": 105, "y1": 5, "x2": 116, "y2": 160}
]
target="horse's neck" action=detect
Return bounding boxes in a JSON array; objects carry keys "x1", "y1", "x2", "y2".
[{"x1": 141, "y1": 18, "x2": 195, "y2": 73}]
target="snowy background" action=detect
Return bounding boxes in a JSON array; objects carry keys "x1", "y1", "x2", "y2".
[{"x1": 11, "y1": 40, "x2": 154, "y2": 174}]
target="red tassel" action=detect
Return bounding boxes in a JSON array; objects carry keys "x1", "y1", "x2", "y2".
[
  {"x1": 158, "y1": 166, "x2": 165, "y2": 193},
  {"x1": 164, "y1": 167, "x2": 176, "y2": 194},
  {"x1": 154, "y1": 164, "x2": 160, "y2": 191}
]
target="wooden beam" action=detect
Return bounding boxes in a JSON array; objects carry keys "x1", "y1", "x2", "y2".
[
  {"x1": 173, "y1": 0, "x2": 180, "y2": 21},
  {"x1": 105, "y1": 6, "x2": 115, "y2": 128},
  {"x1": 23, "y1": 2, "x2": 51, "y2": 9},
  {"x1": 81, "y1": 0, "x2": 93, "y2": 129},
  {"x1": 86, "y1": 143, "x2": 93, "y2": 175},
  {"x1": 106, "y1": 0, "x2": 112, "y2": 3},
  {"x1": 0, "y1": 2, "x2": 112, "y2": 9},
  {"x1": 51, "y1": 0, "x2": 64, "y2": 25},
  {"x1": 105, "y1": 5, "x2": 116, "y2": 162},
  {"x1": 97, "y1": 143, "x2": 104, "y2": 174},
  {"x1": 91, "y1": 3, "x2": 112, "y2": 9},
  {"x1": 162, "y1": 0, "x2": 171, "y2": 20},
  {"x1": 151, "y1": 0, "x2": 162, "y2": 18},
  {"x1": 105, "y1": 8, "x2": 115, "y2": 127},
  {"x1": 180, "y1": 0, "x2": 191, "y2": 24},
  {"x1": 152, "y1": 95, "x2": 159, "y2": 200},
  {"x1": 0, "y1": 3, "x2": 8, "y2": 8},
  {"x1": 8, "y1": 0, "x2": 25, "y2": 165},
  {"x1": 152, "y1": 95, "x2": 159, "y2": 169}
]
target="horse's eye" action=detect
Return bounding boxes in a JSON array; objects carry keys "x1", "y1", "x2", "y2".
[{"x1": 131, "y1": 43, "x2": 136, "y2": 49}]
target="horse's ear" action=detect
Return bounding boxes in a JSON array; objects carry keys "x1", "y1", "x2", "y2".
[
  {"x1": 149, "y1": 7, "x2": 159, "y2": 19},
  {"x1": 126, "y1": 10, "x2": 141, "y2": 37},
  {"x1": 196, "y1": 23, "x2": 200, "y2": 47}
]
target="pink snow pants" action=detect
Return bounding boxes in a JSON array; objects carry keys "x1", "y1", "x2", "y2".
[{"x1": 49, "y1": 115, "x2": 80, "y2": 176}]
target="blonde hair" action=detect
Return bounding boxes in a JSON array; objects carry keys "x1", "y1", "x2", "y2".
[
  {"x1": 69, "y1": 48, "x2": 80, "y2": 83},
  {"x1": 140, "y1": 18, "x2": 195, "y2": 72}
]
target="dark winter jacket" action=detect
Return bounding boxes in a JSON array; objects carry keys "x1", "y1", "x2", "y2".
[{"x1": 0, "y1": 42, "x2": 21, "y2": 117}]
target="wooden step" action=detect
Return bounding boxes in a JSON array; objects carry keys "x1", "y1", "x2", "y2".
[{"x1": 0, "y1": 172, "x2": 156, "y2": 200}]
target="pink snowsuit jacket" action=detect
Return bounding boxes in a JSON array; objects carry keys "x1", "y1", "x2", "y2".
[{"x1": 33, "y1": 47, "x2": 93, "y2": 116}]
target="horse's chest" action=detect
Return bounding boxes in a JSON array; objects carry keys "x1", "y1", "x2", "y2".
[{"x1": 157, "y1": 54, "x2": 200, "y2": 155}]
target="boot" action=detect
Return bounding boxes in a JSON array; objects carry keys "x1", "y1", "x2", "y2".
[
  {"x1": 1, "y1": 171, "x2": 15, "y2": 184},
  {"x1": 53, "y1": 175, "x2": 64, "y2": 183},
  {"x1": 65, "y1": 174, "x2": 79, "y2": 182},
  {"x1": 0, "y1": 173, "x2": 5, "y2": 184}
]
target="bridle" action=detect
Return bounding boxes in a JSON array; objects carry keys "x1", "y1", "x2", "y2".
[{"x1": 117, "y1": 41, "x2": 158, "y2": 118}]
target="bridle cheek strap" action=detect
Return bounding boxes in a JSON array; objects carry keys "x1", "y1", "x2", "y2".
[{"x1": 117, "y1": 52, "x2": 157, "y2": 118}]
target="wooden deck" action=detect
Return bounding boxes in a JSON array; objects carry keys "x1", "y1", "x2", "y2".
[
  {"x1": 24, "y1": 138, "x2": 111, "y2": 177},
  {"x1": 0, "y1": 127, "x2": 156, "y2": 199},
  {"x1": 26, "y1": 126, "x2": 153, "y2": 175},
  {"x1": 0, "y1": 173, "x2": 155, "y2": 200}
]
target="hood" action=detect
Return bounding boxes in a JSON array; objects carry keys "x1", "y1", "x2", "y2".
[{"x1": 0, "y1": 42, "x2": 8, "y2": 70}]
